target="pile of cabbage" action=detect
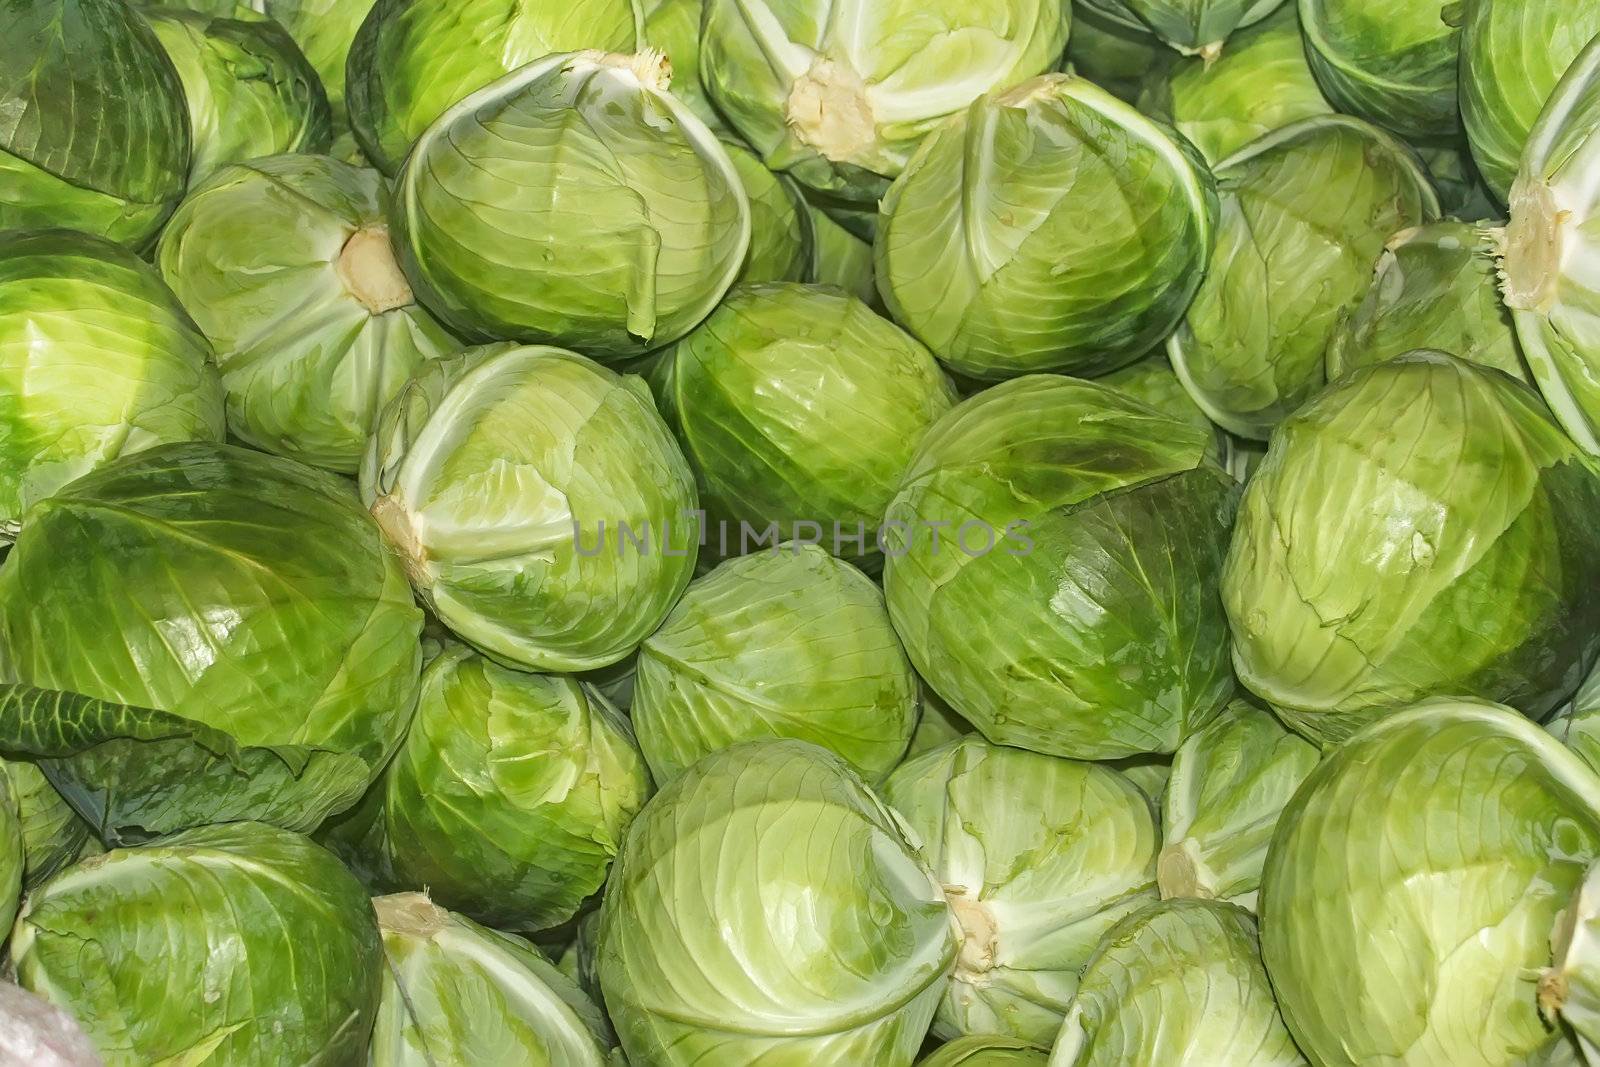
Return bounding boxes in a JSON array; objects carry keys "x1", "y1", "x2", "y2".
[{"x1": 6, "y1": 0, "x2": 1600, "y2": 1063}]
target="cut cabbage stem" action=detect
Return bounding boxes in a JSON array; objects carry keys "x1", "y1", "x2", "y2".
[
  {"x1": 786, "y1": 57, "x2": 875, "y2": 163},
  {"x1": 1497, "y1": 179, "x2": 1565, "y2": 314},
  {"x1": 338, "y1": 225, "x2": 413, "y2": 315}
]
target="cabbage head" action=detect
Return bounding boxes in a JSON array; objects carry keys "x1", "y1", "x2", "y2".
[
  {"x1": 1299, "y1": 0, "x2": 1462, "y2": 140},
  {"x1": 1137, "y1": 6, "x2": 1330, "y2": 164},
  {"x1": 597, "y1": 740, "x2": 959, "y2": 1066},
  {"x1": 0, "y1": 229, "x2": 225, "y2": 533},
  {"x1": 884, "y1": 375, "x2": 1237, "y2": 760},
  {"x1": 1461, "y1": 0, "x2": 1600, "y2": 200},
  {"x1": 921, "y1": 1036, "x2": 1049, "y2": 1066},
  {"x1": 393, "y1": 51, "x2": 748, "y2": 359},
  {"x1": 653, "y1": 282, "x2": 954, "y2": 568},
  {"x1": 0, "y1": 0, "x2": 190, "y2": 245},
  {"x1": 11, "y1": 822, "x2": 381, "y2": 1066},
  {"x1": 0, "y1": 443, "x2": 424, "y2": 838},
  {"x1": 699, "y1": 0, "x2": 1070, "y2": 206},
  {"x1": 373, "y1": 893, "x2": 625, "y2": 1066},
  {"x1": 634, "y1": 545, "x2": 918, "y2": 785},
  {"x1": 885, "y1": 737, "x2": 1158, "y2": 1047},
  {"x1": 1224, "y1": 351, "x2": 1600, "y2": 745},
  {"x1": 346, "y1": 0, "x2": 641, "y2": 173},
  {"x1": 1261, "y1": 700, "x2": 1600, "y2": 1065},
  {"x1": 1169, "y1": 114, "x2": 1438, "y2": 439},
  {"x1": 876, "y1": 74, "x2": 1217, "y2": 380},
  {"x1": 1327, "y1": 220, "x2": 1526, "y2": 383},
  {"x1": 142, "y1": 8, "x2": 331, "y2": 187},
  {"x1": 1501, "y1": 35, "x2": 1600, "y2": 455},
  {"x1": 338, "y1": 645, "x2": 650, "y2": 933},
  {"x1": 1050, "y1": 899, "x2": 1304, "y2": 1066},
  {"x1": 361, "y1": 344, "x2": 697, "y2": 672},
  {"x1": 158, "y1": 154, "x2": 455, "y2": 472},
  {"x1": 1159, "y1": 699, "x2": 1318, "y2": 909}
]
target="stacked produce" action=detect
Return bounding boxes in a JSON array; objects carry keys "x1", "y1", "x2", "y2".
[{"x1": 3, "y1": 0, "x2": 1600, "y2": 1064}]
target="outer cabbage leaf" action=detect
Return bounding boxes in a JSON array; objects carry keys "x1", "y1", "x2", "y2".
[
  {"x1": 1121, "y1": 0, "x2": 1286, "y2": 56},
  {"x1": 920, "y1": 1035, "x2": 1049, "y2": 1066},
  {"x1": 142, "y1": 8, "x2": 331, "y2": 186},
  {"x1": 1137, "y1": 6, "x2": 1331, "y2": 164},
  {"x1": 0, "y1": 758, "x2": 90, "y2": 889},
  {"x1": 886, "y1": 737, "x2": 1158, "y2": 1047},
  {"x1": 1300, "y1": 0, "x2": 1462, "y2": 140},
  {"x1": 597, "y1": 739, "x2": 959, "y2": 1066}
]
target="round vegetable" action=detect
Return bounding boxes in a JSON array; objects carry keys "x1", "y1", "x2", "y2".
[
  {"x1": 1169, "y1": 115, "x2": 1439, "y2": 439},
  {"x1": 0, "y1": 229, "x2": 225, "y2": 533},
  {"x1": 142, "y1": 7, "x2": 331, "y2": 187},
  {"x1": 1050, "y1": 899, "x2": 1303, "y2": 1066},
  {"x1": 699, "y1": 0, "x2": 1070, "y2": 205},
  {"x1": 877, "y1": 74, "x2": 1217, "y2": 380},
  {"x1": 634, "y1": 546, "x2": 918, "y2": 785},
  {"x1": 13, "y1": 824, "x2": 381, "y2": 1065},
  {"x1": 373, "y1": 893, "x2": 624, "y2": 1066},
  {"x1": 392, "y1": 51, "x2": 748, "y2": 359},
  {"x1": 361, "y1": 344, "x2": 698, "y2": 672},
  {"x1": 1225, "y1": 351, "x2": 1600, "y2": 745},
  {"x1": 342, "y1": 645, "x2": 650, "y2": 933},
  {"x1": 597, "y1": 740, "x2": 959, "y2": 1066},
  {"x1": 0, "y1": 443, "x2": 424, "y2": 836},
  {"x1": 1159, "y1": 700, "x2": 1319, "y2": 909},
  {"x1": 158, "y1": 154, "x2": 455, "y2": 472},
  {"x1": 884, "y1": 375, "x2": 1237, "y2": 760},
  {"x1": 0, "y1": 0, "x2": 190, "y2": 245},
  {"x1": 885, "y1": 738, "x2": 1159, "y2": 1047},
  {"x1": 653, "y1": 282, "x2": 954, "y2": 568},
  {"x1": 1299, "y1": 0, "x2": 1462, "y2": 140},
  {"x1": 1261, "y1": 701, "x2": 1600, "y2": 1065},
  {"x1": 346, "y1": 0, "x2": 640, "y2": 174}
]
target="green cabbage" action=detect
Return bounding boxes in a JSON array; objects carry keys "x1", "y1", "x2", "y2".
[
  {"x1": 1224, "y1": 351, "x2": 1600, "y2": 744},
  {"x1": 877, "y1": 74, "x2": 1217, "y2": 380},
  {"x1": 392, "y1": 51, "x2": 749, "y2": 359}
]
